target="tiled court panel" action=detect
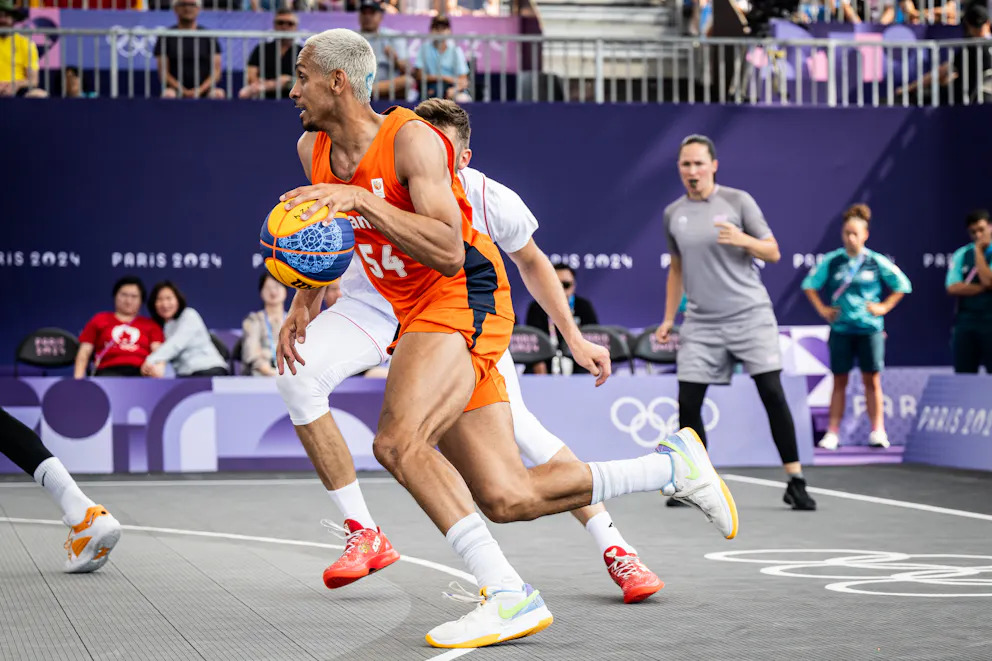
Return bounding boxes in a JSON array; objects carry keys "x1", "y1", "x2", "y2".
[{"x1": 1, "y1": 466, "x2": 990, "y2": 661}]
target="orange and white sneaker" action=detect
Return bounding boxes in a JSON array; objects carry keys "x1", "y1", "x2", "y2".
[
  {"x1": 321, "y1": 519, "x2": 400, "y2": 589},
  {"x1": 63, "y1": 505, "x2": 122, "y2": 574},
  {"x1": 604, "y1": 546, "x2": 664, "y2": 604}
]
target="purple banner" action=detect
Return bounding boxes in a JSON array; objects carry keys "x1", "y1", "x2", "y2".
[
  {"x1": 27, "y1": 9, "x2": 520, "y2": 73},
  {"x1": 0, "y1": 374, "x2": 813, "y2": 474},
  {"x1": 2, "y1": 102, "x2": 987, "y2": 368},
  {"x1": 904, "y1": 375, "x2": 992, "y2": 471}
]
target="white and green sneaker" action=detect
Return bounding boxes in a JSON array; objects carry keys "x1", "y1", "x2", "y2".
[
  {"x1": 425, "y1": 582, "x2": 553, "y2": 649},
  {"x1": 657, "y1": 428, "x2": 740, "y2": 540}
]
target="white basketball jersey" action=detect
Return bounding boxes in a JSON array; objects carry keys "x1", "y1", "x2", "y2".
[
  {"x1": 339, "y1": 167, "x2": 539, "y2": 316},
  {"x1": 459, "y1": 166, "x2": 539, "y2": 254}
]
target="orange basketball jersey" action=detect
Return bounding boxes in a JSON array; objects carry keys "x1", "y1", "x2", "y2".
[{"x1": 310, "y1": 107, "x2": 513, "y2": 328}]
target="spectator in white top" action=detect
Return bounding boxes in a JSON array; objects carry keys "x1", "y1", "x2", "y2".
[{"x1": 142, "y1": 281, "x2": 229, "y2": 377}]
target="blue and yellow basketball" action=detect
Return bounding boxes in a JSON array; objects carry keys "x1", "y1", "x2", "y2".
[{"x1": 258, "y1": 200, "x2": 355, "y2": 290}]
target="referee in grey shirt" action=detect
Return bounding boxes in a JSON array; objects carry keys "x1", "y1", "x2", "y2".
[{"x1": 656, "y1": 135, "x2": 815, "y2": 511}]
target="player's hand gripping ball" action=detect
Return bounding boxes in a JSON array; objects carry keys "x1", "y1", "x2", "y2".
[{"x1": 259, "y1": 199, "x2": 355, "y2": 290}]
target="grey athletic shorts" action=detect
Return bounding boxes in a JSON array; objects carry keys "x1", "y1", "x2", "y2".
[{"x1": 677, "y1": 307, "x2": 783, "y2": 384}]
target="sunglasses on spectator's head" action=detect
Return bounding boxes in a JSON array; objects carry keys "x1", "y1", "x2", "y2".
[
  {"x1": 274, "y1": 19, "x2": 297, "y2": 27},
  {"x1": 561, "y1": 281, "x2": 574, "y2": 289},
  {"x1": 174, "y1": 1, "x2": 198, "y2": 6}
]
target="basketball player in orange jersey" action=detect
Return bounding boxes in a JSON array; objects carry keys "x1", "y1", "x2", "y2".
[{"x1": 280, "y1": 29, "x2": 738, "y2": 649}]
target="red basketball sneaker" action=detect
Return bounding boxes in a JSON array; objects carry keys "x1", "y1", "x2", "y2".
[
  {"x1": 604, "y1": 546, "x2": 664, "y2": 604},
  {"x1": 322, "y1": 519, "x2": 400, "y2": 589}
]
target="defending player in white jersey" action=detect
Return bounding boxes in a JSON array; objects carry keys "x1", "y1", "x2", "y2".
[{"x1": 275, "y1": 99, "x2": 663, "y2": 604}]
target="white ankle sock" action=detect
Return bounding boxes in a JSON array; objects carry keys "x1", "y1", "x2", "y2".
[
  {"x1": 326, "y1": 481, "x2": 376, "y2": 530},
  {"x1": 585, "y1": 511, "x2": 634, "y2": 556},
  {"x1": 33, "y1": 458, "x2": 94, "y2": 524},
  {"x1": 588, "y1": 452, "x2": 676, "y2": 505},
  {"x1": 446, "y1": 513, "x2": 523, "y2": 590}
]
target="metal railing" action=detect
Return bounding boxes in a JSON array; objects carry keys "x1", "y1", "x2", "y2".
[
  {"x1": 793, "y1": 0, "x2": 960, "y2": 25},
  {"x1": 33, "y1": 0, "x2": 514, "y2": 15},
  {"x1": 2, "y1": 26, "x2": 988, "y2": 105}
]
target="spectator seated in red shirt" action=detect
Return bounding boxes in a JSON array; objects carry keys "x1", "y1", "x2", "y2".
[{"x1": 74, "y1": 276, "x2": 164, "y2": 378}]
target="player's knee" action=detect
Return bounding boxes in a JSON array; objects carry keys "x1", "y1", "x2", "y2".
[
  {"x1": 371, "y1": 433, "x2": 414, "y2": 475},
  {"x1": 474, "y1": 485, "x2": 536, "y2": 524},
  {"x1": 275, "y1": 364, "x2": 342, "y2": 426}
]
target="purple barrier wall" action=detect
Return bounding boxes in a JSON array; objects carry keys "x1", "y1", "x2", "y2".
[
  {"x1": 2, "y1": 101, "x2": 989, "y2": 366},
  {"x1": 0, "y1": 374, "x2": 813, "y2": 475},
  {"x1": 904, "y1": 375, "x2": 992, "y2": 471}
]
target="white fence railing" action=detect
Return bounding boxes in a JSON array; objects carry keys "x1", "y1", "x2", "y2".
[{"x1": 2, "y1": 27, "x2": 989, "y2": 105}]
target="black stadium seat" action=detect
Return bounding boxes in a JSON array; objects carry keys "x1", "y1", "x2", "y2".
[
  {"x1": 210, "y1": 333, "x2": 231, "y2": 364},
  {"x1": 633, "y1": 324, "x2": 680, "y2": 367},
  {"x1": 15, "y1": 327, "x2": 80, "y2": 377},
  {"x1": 563, "y1": 324, "x2": 634, "y2": 374},
  {"x1": 509, "y1": 325, "x2": 557, "y2": 367}
]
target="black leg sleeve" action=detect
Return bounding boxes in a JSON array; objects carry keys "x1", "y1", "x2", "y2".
[
  {"x1": 0, "y1": 407, "x2": 53, "y2": 477},
  {"x1": 678, "y1": 381, "x2": 710, "y2": 448},
  {"x1": 752, "y1": 370, "x2": 800, "y2": 465}
]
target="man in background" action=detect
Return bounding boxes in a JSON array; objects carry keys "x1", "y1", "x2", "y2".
[
  {"x1": 525, "y1": 264, "x2": 599, "y2": 375},
  {"x1": 947, "y1": 209, "x2": 992, "y2": 373},
  {"x1": 357, "y1": 0, "x2": 410, "y2": 100}
]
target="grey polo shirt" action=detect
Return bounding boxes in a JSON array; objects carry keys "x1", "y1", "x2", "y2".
[{"x1": 664, "y1": 185, "x2": 775, "y2": 323}]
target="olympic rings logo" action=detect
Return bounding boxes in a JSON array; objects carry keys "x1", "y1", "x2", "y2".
[
  {"x1": 106, "y1": 27, "x2": 156, "y2": 59},
  {"x1": 705, "y1": 549, "x2": 992, "y2": 598},
  {"x1": 609, "y1": 396, "x2": 719, "y2": 448}
]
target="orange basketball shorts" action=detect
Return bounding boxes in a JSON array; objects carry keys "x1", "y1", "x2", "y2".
[{"x1": 390, "y1": 304, "x2": 513, "y2": 412}]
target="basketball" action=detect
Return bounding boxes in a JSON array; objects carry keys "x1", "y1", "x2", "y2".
[{"x1": 258, "y1": 200, "x2": 355, "y2": 290}]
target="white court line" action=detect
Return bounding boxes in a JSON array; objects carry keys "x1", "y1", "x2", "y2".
[
  {"x1": 0, "y1": 477, "x2": 398, "y2": 488},
  {"x1": 0, "y1": 516, "x2": 477, "y2": 660},
  {"x1": 723, "y1": 474, "x2": 992, "y2": 522},
  {"x1": 430, "y1": 650, "x2": 475, "y2": 660}
]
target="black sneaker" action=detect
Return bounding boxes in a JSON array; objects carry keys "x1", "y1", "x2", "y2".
[
  {"x1": 666, "y1": 496, "x2": 689, "y2": 507},
  {"x1": 783, "y1": 477, "x2": 816, "y2": 511}
]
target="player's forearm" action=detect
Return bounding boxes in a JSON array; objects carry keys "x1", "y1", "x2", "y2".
[
  {"x1": 354, "y1": 189, "x2": 464, "y2": 276},
  {"x1": 290, "y1": 287, "x2": 324, "y2": 314},
  {"x1": 947, "y1": 283, "x2": 984, "y2": 297},
  {"x1": 663, "y1": 266, "x2": 683, "y2": 323},
  {"x1": 745, "y1": 236, "x2": 781, "y2": 263},
  {"x1": 515, "y1": 253, "x2": 582, "y2": 344}
]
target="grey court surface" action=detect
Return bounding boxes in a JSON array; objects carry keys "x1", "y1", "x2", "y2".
[{"x1": 2, "y1": 465, "x2": 991, "y2": 661}]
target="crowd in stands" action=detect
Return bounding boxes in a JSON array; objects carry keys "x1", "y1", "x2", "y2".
[{"x1": 4, "y1": 0, "x2": 991, "y2": 101}]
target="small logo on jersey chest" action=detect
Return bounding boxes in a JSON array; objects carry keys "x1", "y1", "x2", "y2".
[{"x1": 371, "y1": 178, "x2": 385, "y2": 198}]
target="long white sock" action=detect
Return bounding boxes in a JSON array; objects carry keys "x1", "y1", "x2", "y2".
[
  {"x1": 33, "y1": 458, "x2": 95, "y2": 524},
  {"x1": 585, "y1": 511, "x2": 635, "y2": 556},
  {"x1": 446, "y1": 513, "x2": 523, "y2": 590},
  {"x1": 588, "y1": 452, "x2": 677, "y2": 505},
  {"x1": 326, "y1": 481, "x2": 376, "y2": 530}
]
